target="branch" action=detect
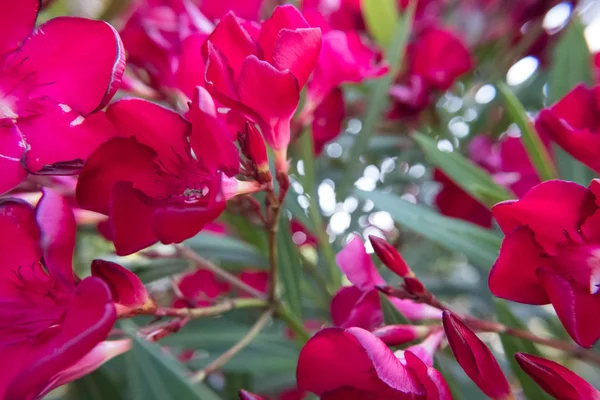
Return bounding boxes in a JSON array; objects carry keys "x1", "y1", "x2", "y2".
[{"x1": 154, "y1": 298, "x2": 268, "y2": 319}]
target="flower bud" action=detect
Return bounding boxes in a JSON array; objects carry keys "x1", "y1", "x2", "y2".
[
  {"x1": 442, "y1": 311, "x2": 513, "y2": 400},
  {"x1": 373, "y1": 324, "x2": 430, "y2": 346},
  {"x1": 515, "y1": 352, "x2": 600, "y2": 399},
  {"x1": 369, "y1": 235, "x2": 413, "y2": 277},
  {"x1": 238, "y1": 122, "x2": 272, "y2": 184}
]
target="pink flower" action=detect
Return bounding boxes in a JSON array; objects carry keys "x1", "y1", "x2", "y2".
[
  {"x1": 443, "y1": 312, "x2": 512, "y2": 400},
  {"x1": 310, "y1": 88, "x2": 345, "y2": 155},
  {"x1": 0, "y1": 0, "x2": 124, "y2": 195},
  {"x1": 331, "y1": 236, "x2": 441, "y2": 330},
  {"x1": 515, "y1": 352, "x2": 600, "y2": 399},
  {"x1": 535, "y1": 84, "x2": 600, "y2": 174},
  {"x1": 76, "y1": 91, "x2": 260, "y2": 255},
  {"x1": 300, "y1": 0, "x2": 363, "y2": 32},
  {"x1": 239, "y1": 270, "x2": 269, "y2": 296},
  {"x1": 203, "y1": 5, "x2": 322, "y2": 171},
  {"x1": 0, "y1": 191, "x2": 146, "y2": 399},
  {"x1": 119, "y1": 0, "x2": 212, "y2": 101},
  {"x1": 174, "y1": 269, "x2": 231, "y2": 308},
  {"x1": 297, "y1": 327, "x2": 451, "y2": 399},
  {"x1": 199, "y1": 0, "x2": 265, "y2": 21},
  {"x1": 489, "y1": 179, "x2": 600, "y2": 347}
]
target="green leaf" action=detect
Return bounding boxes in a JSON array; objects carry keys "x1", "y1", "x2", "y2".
[
  {"x1": 130, "y1": 259, "x2": 189, "y2": 283},
  {"x1": 497, "y1": 82, "x2": 558, "y2": 182},
  {"x1": 548, "y1": 18, "x2": 596, "y2": 185},
  {"x1": 362, "y1": 0, "x2": 400, "y2": 47},
  {"x1": 67, "y1": 365, "x2": 124, "y2": 400},
  {"x1": 413, "y1": 133, "x2": 514, "y2": 207},
  {"x1": 379, "y1": 292, "x2": 410, "y2": 324},
  {"x1": 121, "y1": 320, "x2": 222, "y2": 400},
  {"x1": 357, "y1": 189, "x2": 502, "y2": 269},
  {"x1": 276, "y1": 214, "x2": 304, "y2": 318},
  {"x1": 495, "y1": 301, "x2": 552, "y2": 400},
  {"x1": 339, "y1": 3, "x2": 415, "y2": 198},
  {"x1": 185, "y1": 232, "x2": 268, "y2": 269}
]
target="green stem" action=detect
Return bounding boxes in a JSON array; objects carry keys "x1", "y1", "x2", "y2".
[
  {"x1": 276, "y1": 304, "x2": 310, "y2": 344},
  {"x1": 154, "y1": 298, "x2": 268, "y2": 319}
]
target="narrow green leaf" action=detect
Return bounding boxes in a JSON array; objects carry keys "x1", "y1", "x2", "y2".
[
  {"x1": 548, "y1": 18, "x2": 596, "y2": 185},
  {"x1": 362, "y1": 0, "x2": 400, "y2": 47},
  {"x1": 357, "y1": 189, "x2": 502, "y2": 269},
  {"x1": 121, "y1": 320, "x2": 222, "y2": 400},
  {"x1": 277, "y1": 214, "x2": 304, "y2": 318},
  {"x1": 495, "y1": 301, "x2": 552, "y2": 400},
  {"x1": 339, "y1": 3, "x2": 415, "y2": 198},
  {"x1": 497, "y1": 81, "x2": 558, "y2": 182},
  {"x1": 67, "y1": 366, "x2": 124, "y2": 400},
  {"x1": 130, "y1": 259, "x2": 189, "y2": 283},
  {"x1": 185, "y1": 232, "x2": 268, "y2": 269},
  {"x1": 413, "y1": 133, "x2": 514, "y2": 207},
  {"x1": 379, "y1": 292, "x2": 410, "y2": 324}
]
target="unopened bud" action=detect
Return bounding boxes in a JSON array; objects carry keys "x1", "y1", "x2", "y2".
[
  {"x1": 369, "y1": 236, "x2": 413, "y2": 277},
  {"x1": 238, "y1": 122, "x2": 271, "y2": 184},
  {"x1": 372, "y1": 324, "x2": 430, "y2": 346}
]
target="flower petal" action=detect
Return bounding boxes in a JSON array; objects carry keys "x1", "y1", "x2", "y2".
[
  {"x1": 259, "y1": 5, "x2": 310, "y2": 63},
  {"x1": 537, "y1": 268, "x2": 600, "y2": 348},
  {"x1": 336, "y1": 235, "x2": 384, "y2": 290},
  {"x1": 330, "y1": 287, "x2": 382, "y2": 330},
  {"x1": 36, "y1": 189, "x2": 76, "y2": 286},
  {"x1": 404, "y1": 351, "x2": 452, "y2": 400},
  {"x1": 5, "y1": 277, "x2": 116, "y2": 400},
  {"x1": 239, "y1": 389, "x2": 266, "y2": 400},
  {"x1": 271, "y1": 27, "x2": 322, "y2": 87},
  {"x1": 11, "y1": 17, "x2": 125, "y2": 115},
  {"x1": 0, "y1": 124, "x2": 28, "y2": 195},
  {"x1": 488, "y1": 226, "x2": 549, "y2": 305},
  {"x1": 311, "y1": 88, "x2": 345, "y2": 155},
  {"x1": 176, "y1": 33, "x2": 208, "y2": 100},
  {"x1": 0, "y1": 0, "x2": 39, "y2": 55}
]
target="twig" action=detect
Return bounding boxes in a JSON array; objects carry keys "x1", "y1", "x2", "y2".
[
  {"x1": 174, "y1": 244, "x2": 267, "y2": 299},
  {"x1": 275, "y1": 304, "x2": 310, "y2": 343},
  {"x1": 191, "y1": 307, "x2": 275, "y2": 382},
  {"x1": 153, "y1": 298, "x2": 268, "y2": 319}
]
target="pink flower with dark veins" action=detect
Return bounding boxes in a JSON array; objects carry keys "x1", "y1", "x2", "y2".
[{"x1": 0, "y1": 0, "x2": 125, "y2": 195}]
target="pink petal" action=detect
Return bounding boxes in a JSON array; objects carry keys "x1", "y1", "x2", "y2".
[
  {"x1": 176, "y1": 33, "x2": 208, "y2": 100},
  {"x1": 91, "y1": 260, "x2": 155, "y2": 316},
  {"x1": 200, "y1": 0, "x2": 264, "y2": 21},
  {"x1": 515, "y1": 353, "x2": 600, "y2": 399},
  {"x1": 239, "y1": 271, "x2": 269, "y2": 296},
  {"x1": 488, "y1": 226, "x2": 549, "y2": 305},
  {"x1": 239, "y1": 389, "x2": 266, "y2": 400},
  {"x1": 187, "y1": 87, "x2": 240, "y2": 176},
  {"x1": 76, "y1": 137, "x2": 166, "y2": 216},
  {"x1": 10, "y1": 17, "x2": 125, "y2": 115},
  {"x1": 236, "y1": 55, "x2": 299, "y2": 149},
  {"x1": 259, "y1": 5, "x2": 310, "y2": 63},
  {"x1": 207, "y1": 12, "x2": 259, "y2": 77},
  {"x1": 389, "y1": 297, "x2": 443, "y2": 320},
  {"x1": 109, "y1": 182, "x2": 160, "y2": 256},
  {"x1": 105, "y1": 99, "x2": 190, "y2": 174},
  {"x1": 336, "y1": 235, "x2": 385, "y2": 290},
  {"x1": 537, "y1": 268, "x2": 600, "y2": 348},
  {"x1": 5, "y1": 277, "x2": 116, "y2": 400},
  {"x1": 204, "y1": 41, "x2": 242, "y2": 105},
  {"x1": 177, "y1": 269, "x2": 231, "y2": 306},
  {"x1": 372, "y1": 325, "x2": 425, "y2": 346},
  {"x1": 442, "y1": 312, "x2": 512, "y2": 399},
  {"x1": 491, "y1": 180, "x2": 590, "y2": 254},
  {"x1": 330, "y1": 287, "x2": 383, "y2": 330},
  {"x1": 271, "y1": 27, "x2": 322, "y2": 87},
  {"x1": 0, "y1": 124, "x2": 28, "y2": 195},
  {"x1": 19, "y1": 99, "x2": 119, "y2": 174},
  {"x1": 311, "y1": 88, "x2": 345, "y2": 155},
  {"x1": 0, "y1": 0, "x2": 39, "y2": 55},
  {"x1": 404, "y1": 351, "x2": 452, "y2": 400},
  {"x1": 296, "y1": 327, "x2": 423, "y2": 396},
  {"x1": 369, "y1": 236, "x2": 411, "y2": 278},
  {"x1": 36, "y1": 189, "x2": 76, "y2": 286}
]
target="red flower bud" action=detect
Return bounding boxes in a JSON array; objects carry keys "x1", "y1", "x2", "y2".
[
  {"x1": 369, "y1": 235, "x2": 412, "y2": 277},
  {"x1": 442, "y1": 311, "x2": 513, "y2": 400},
  {"x1": 239, "y1": 122, "x2": 272, "y2": 184},
  {"x1": 372, "y1": 324, "x2": 429, "y2": 346},
  {"x1": 515, "y1": 353, "x2": 600, "y2": 399}
]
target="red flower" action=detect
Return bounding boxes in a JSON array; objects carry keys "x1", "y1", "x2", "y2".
[
  {"x1": 300, "y1": 0, "x2": 363, "y2": 32},
  {"x1": 203, "y1": 5, "x2": 322, "y2": 171},
  {"x1": 76, "y1": 92, "x2": 260, "y2": 255},
  {"x1": 330, "y1": 236, "x2": 441, "y2": 330},
  {"x1": 199, "y1": 0, "x2": 265, "y2": 21},
  {"x1": 119, "y1": 0, "x2": 212, "y2": 102},
  {"x1": 489, "y1": 179, "x2": 600, "y2": 347},
  {"x1": 174, "y1": 269, "x2": 231, "y2": 308},
  {"x1": 0, "y1": 0, "x2": 124, "y2": 195},
  {"x1": 310, "y1": 88, "x2": 346, "y2": 155},
  {"x1": 297, "y1": 327, "x2": 451, "y2": 399},
  {"x1": 291, "y1": 220, "x2": 318, "y2": 247},
  {"x1": 443, "y1": 312, "x2": 512, "y2": 400},
  {"x1": 239, "y1": 270, "x2": 269, "y2": 296},
  {"x1": 515, "y1": 352, "x2": 600, "y2": 400},
  {"x1": 536, "y1": 84, "x2": 600, "y2": 174},
  {"x1": 0, "y1": 191, "x2": 146, "y2": 399}
]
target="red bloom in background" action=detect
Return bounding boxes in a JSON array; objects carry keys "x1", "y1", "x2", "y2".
[
  {"x1": 443, "y1": 312, "x2": 512, "y2": 399},
  {"x1": 198, "y1": 0, "x2": 265, "y2": 21},
  {"x1": 515, "y1": 353, "x2": 600, "y2": 399},
  {"x1": 291, "y1": 220, "x2": 318, "y2": 247},
  {"x1": 119, "y1": 0, "x2": 212, "y2": 102},
  {"x1": 174, "y1": 269, "x2": 231, "y2": 307},
  {"x1": 310, "y1": 88, "x2": 346, "y2": 155},
  {"x1": 0, "y1": 192, "x2": 133, "y2": 399},
  {"x1": 490, "y1": 179, "x2": 600, "y2": 347},
  {"x1": 301, "y1": 0, "x2": 363, "y2": 32},
  {"x1": 203, "y1": 5, "x2": 321, "y2": 171},
  {"x1": 390, "y1": 27, "x2": 472, "y2": 118},
  {"x1": 0, "y1": 0, "x2": 124, "y2": 195},
  {"x1": 297, "y1": 327, "x2": 450, "y2": 399},
  {"x1": 77, "y1": 92, "x2": 260, "y2": 255},
  {"x1": 331, "y1": 236, "x2": 441, "y2": 330},
  {"x1": 536, "y1": 84, "x2": 600, "y2": 174}
]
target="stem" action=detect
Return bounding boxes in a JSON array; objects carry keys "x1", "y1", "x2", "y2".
[
  {"x1": 192, "y1": 308, "x2": 274, "y2": 382},
  {"x1": 276, "y1": 304, "x2": 310, "y2": 343},
  {"x1": 154, "y1": 298, "x2": 267, "y2": 318},
  {"x1": 174, "y1": 244, "x2": 266, "y2": 300}
]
